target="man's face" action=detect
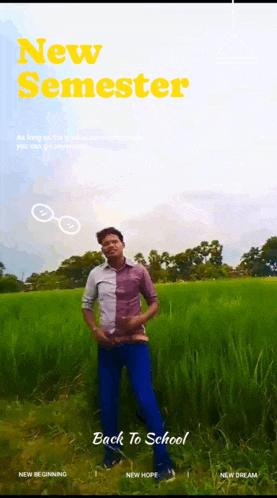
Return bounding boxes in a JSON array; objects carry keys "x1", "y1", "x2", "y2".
[{"x1": 101, "y1": 234, "x2": 125, "y2": 259}]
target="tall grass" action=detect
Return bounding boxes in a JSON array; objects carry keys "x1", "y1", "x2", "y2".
[
  {"x1": 0, "y1": 290, "x2": 98, "y2": 399},
  {"x1": 1, "y1": 278, "x2": 277, "y2": 442},
  {"x1": 149, "y1": 279, "x2": 277, "y2": 442}
]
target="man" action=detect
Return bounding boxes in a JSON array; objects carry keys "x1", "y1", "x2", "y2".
[{"x1": 82, "y1": 227, "x2": 175, "y2": 482}]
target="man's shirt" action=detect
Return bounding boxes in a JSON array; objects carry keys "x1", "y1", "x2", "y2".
[{"x1": 82, "y1": 258, "x2": 158, "y2": 343}]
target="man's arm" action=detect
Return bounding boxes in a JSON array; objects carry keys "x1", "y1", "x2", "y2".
[
  {"x1": 119, "y1": 300, "x2": 159, "y2": 332},
  {"x1": 82, "y1": 270, "x2": 114, "y2": 346},
  {"x1": 119, "y1": 266, "x2": 159, "y2": 333},
  {"x1": 82, "y1": 309, "x2": 115, "y2": 346},
  {"x1": 140, "y1": 300, "x2": 159, "y2": 323},
  {"x1": 82, "y1": 308, "x2": 99, "y2": 335}
]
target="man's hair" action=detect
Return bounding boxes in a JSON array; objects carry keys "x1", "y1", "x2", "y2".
[{"x1": 96, "y1": 227, "x2": 124, "y2": 245}]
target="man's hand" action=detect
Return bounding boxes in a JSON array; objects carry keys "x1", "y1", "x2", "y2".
[
  {"x1": 83, "y1": 309, "x2": 114, "y2": 346},
  {"x1": 118, "y1": 301, "x2": 159, "y2": 333},
  {"x1": 93, "y1": 327, "x2": 115, "y2": 346},
  {"x1": 118, "y1": 314, "x2": 144, "y2": 333}
]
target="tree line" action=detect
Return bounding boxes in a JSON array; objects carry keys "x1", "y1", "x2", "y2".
[
  {"x1": 0, "y1": 236, "x2": 277, "y2": 293},
  {"x1": 0, "y1": 262, "x2": 24, "y2": 293}
]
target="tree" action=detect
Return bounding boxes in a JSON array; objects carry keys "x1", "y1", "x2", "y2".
[
  {"x1": 238, "y1": 247, "x2": 261, "y2": 276},
  {"x1": 193, "y1": 262, "x2": 215, "y2": 280},
  {"x1": 147, "y1": 250, "x2": 164, "y2": 283},
  {"x1": 80, "y1": 251, "x2": 105, "y2": 280},
  {"x1": 199, "y1": 241, "x2": 210, "y2": 264},
  {"x1": 173, "y1": 250, "x2": 196, "y2": 281},
  {"x1": 209, "y1": 240, "x2": 223, "y2": 267},
  {"x1": 0, "y1": 274, "x2": 21, "y2": 293},
  {"x1": 25, "y1": 251, "x2": 105, "y2": 291},
  {"x1": 134, "y1": 252, "x2": 147, "y2": 267},
  {"x1": 56, "y1": 251, "x2": 104, "y2": 287},
  {"x1": 221, "y1": 264, "x2": 233, "y2": 278},
  {"x1": 187, "y1": 247, "x2": 204, "y2": 280},
  {"x1": 56, "y1": 256, "x2": 84, "y2": 282},
  {"x1": 161, "y1": 251, "x2": 172, "y2": 269},
  {"x1": 25, "y1": 272, "x2": 40, "y2": 290},
  {"x1": 0, "y1": 261, "x2": 5, "y2": 278},
  {"x1": 260, "y1": 236, "x2": 277, "y2": 276},
  {"x1": 148, "y1": 250, "x2": 162, "y2": 269}
]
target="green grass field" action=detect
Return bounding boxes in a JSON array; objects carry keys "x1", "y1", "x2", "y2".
[{"x1": 1, "y1": 278, "x2": 277, "y2": 495}]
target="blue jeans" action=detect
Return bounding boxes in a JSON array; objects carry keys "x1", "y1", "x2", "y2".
[{"x1": 98, "y1": 343, "x2": 168, "y2": 457}]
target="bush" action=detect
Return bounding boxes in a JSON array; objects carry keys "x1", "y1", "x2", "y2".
[{"x1": 0, "y1": 276, "x2": 21, "y2": 293}]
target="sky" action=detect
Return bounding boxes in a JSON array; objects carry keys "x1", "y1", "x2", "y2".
[{"x1": 1, "y1": 3, "x2": 277, "y2": 280}]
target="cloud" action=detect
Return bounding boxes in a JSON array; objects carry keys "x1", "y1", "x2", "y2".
[
  {"x1": 120, "y1": 190, "x2": 277, "y2": 266},
  {"x1": 1, "y1": 173, "x2": 114, "y2": 276},
  {"x1": 2, "y1": 180, "x2": 277, "y2": 277},
  {"x1": 121, "y1": 203, "x2": 211, "y2": 257}
]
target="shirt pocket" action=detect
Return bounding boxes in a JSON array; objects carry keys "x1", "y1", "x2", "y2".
[{"x1": 98, "y1": 276, "x2": 116, "y2": 300}]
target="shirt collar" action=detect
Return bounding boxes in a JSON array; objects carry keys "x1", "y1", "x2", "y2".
[{"x1": 103, "y1": 257, "x2": 135, "y2": 270}]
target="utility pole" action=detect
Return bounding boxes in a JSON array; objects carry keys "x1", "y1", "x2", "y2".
[{"x1": 21, "y1": 269, "x2": 26, "y2": 283}]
